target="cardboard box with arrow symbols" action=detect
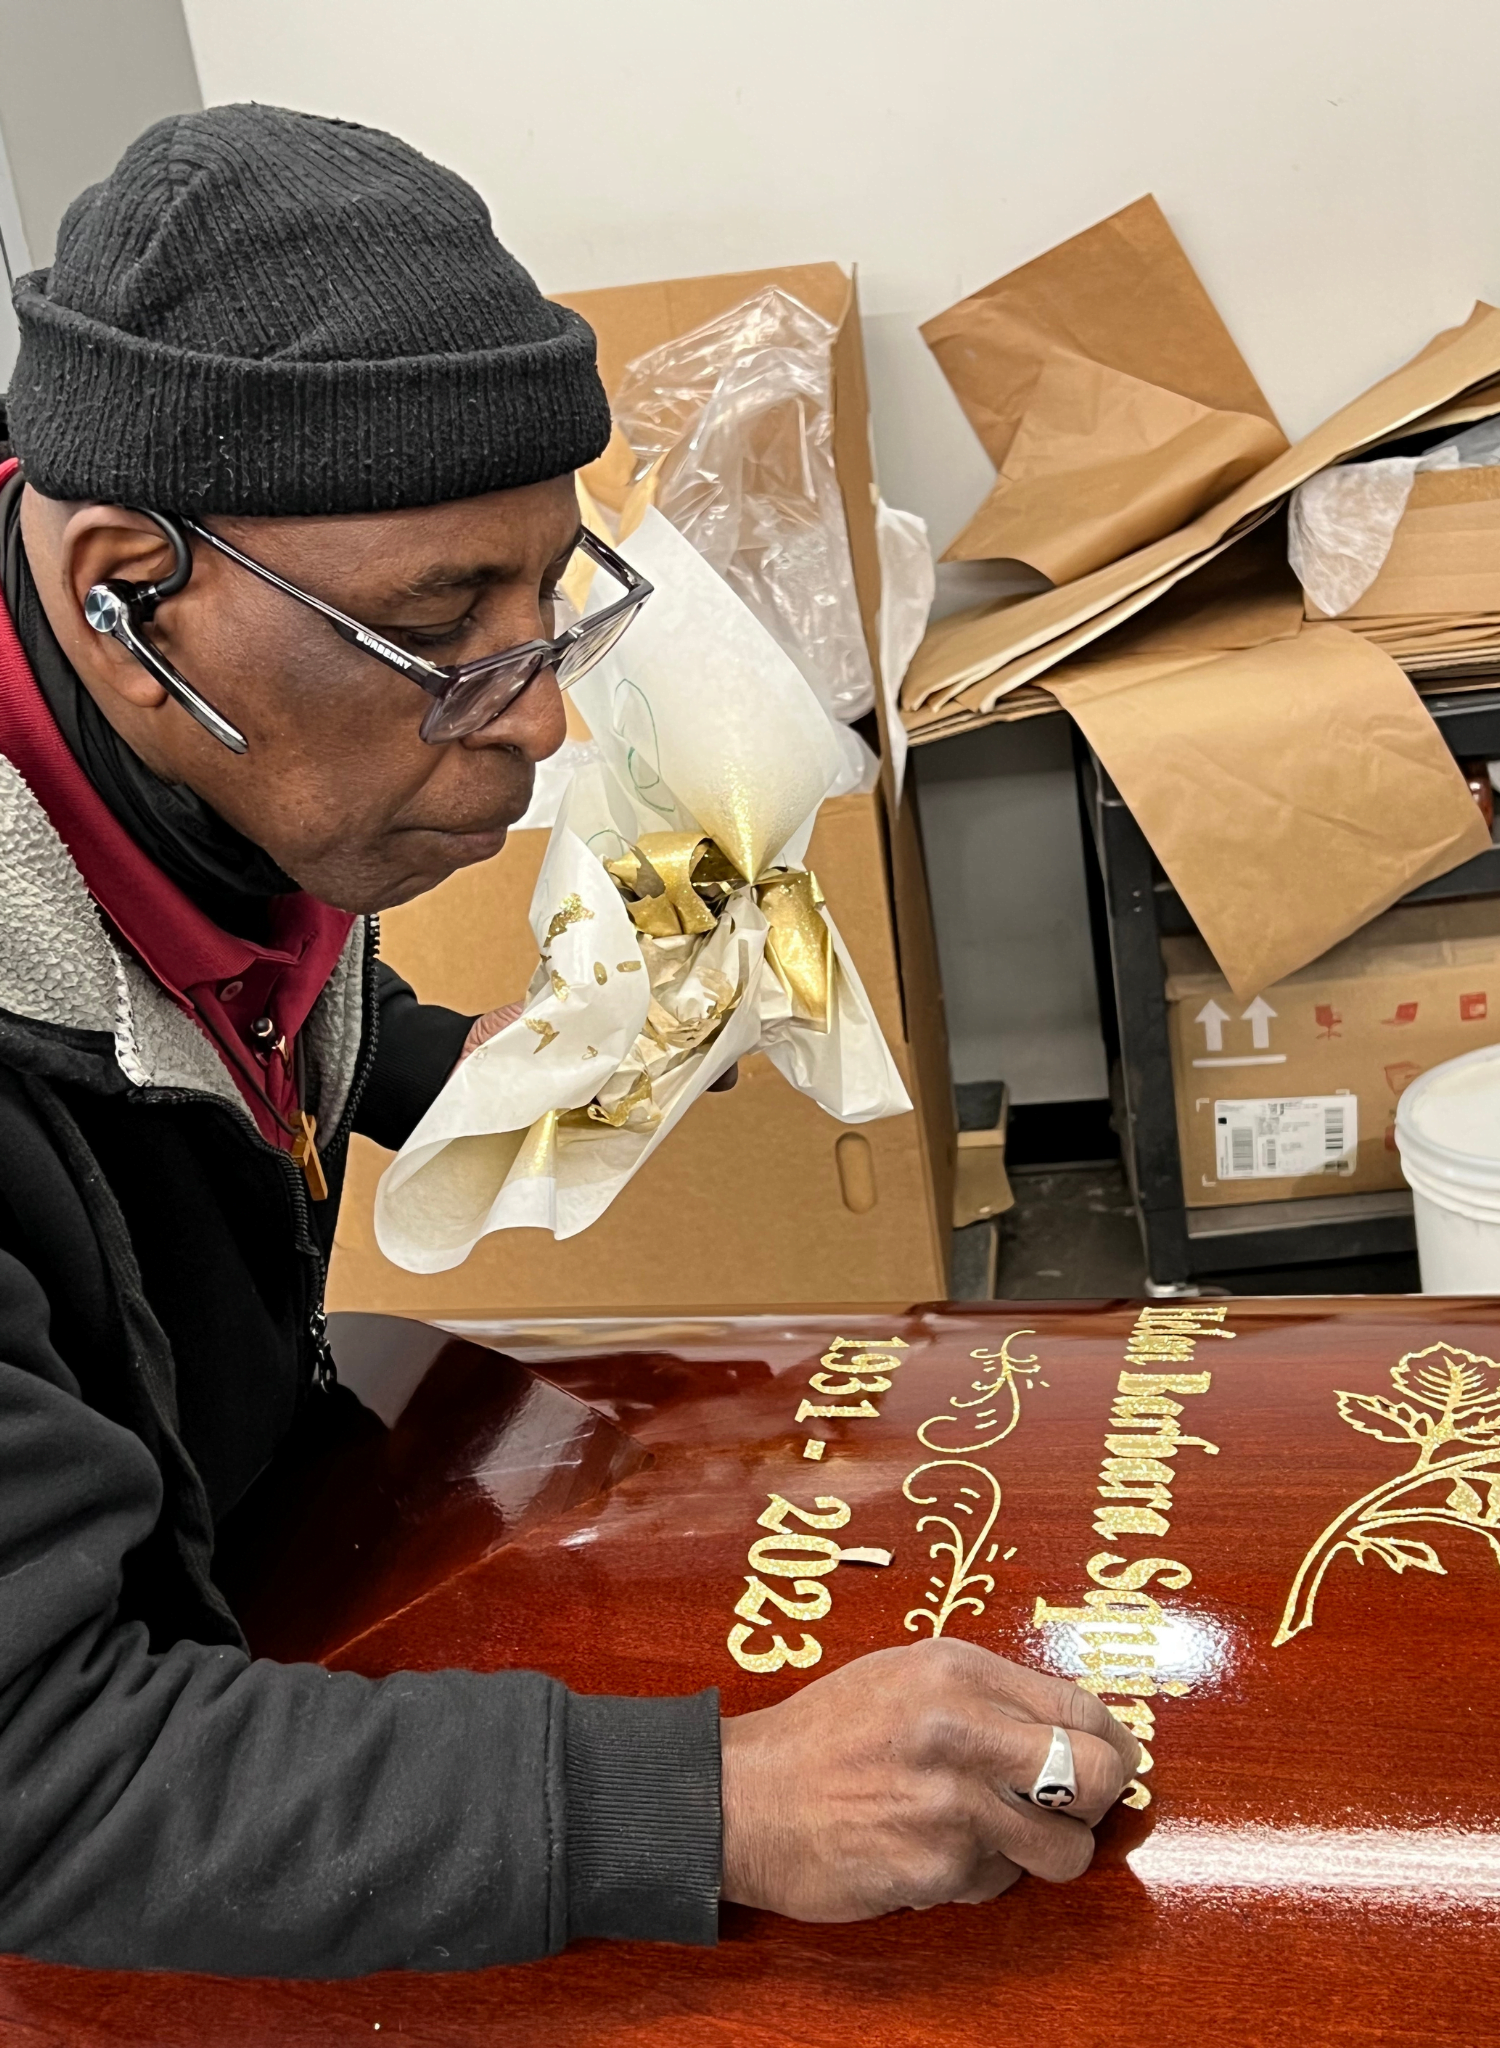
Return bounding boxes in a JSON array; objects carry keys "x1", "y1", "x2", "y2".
[{"x1": 1162, "y1": 898, "x2": 1500, "y2": 1207}]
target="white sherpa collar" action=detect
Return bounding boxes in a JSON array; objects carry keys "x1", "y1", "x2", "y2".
[{"x1": 0, "y1": 752, "x2": 367, "y2": 1133}]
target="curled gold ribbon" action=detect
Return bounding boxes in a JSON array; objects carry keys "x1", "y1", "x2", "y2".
[
  {"x1": 757, "y1": 869, "x2": 832, "y2": 1032},
  {"x1": 604, "y1": 830, "x2": 833, "y2": 1035}
]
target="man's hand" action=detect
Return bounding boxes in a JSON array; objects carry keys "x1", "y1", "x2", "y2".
[
  {"x1": 460, "y1": 1003, "x2": 524, "y2": 1060},
  {"x1": 458, "y1": 1002, "x2": 738, "y2": 1088},
  {"x1": 720, "y1": 1637, "x2": 1140, "y2": 1922}
]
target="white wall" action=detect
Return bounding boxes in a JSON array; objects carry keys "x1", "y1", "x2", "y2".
[
  {"x1": 179, "y1": 0, "x2": 1500, "y2": 1099},
  {"x1": 0, "y1": 1, "x2": 202, "y2": 267},
  {"x1": 0, "y1": 121, "x2": 25, "y2": 385},
  {"x1": 0, "y1": 0, "x2": 202, "y2": 384}
]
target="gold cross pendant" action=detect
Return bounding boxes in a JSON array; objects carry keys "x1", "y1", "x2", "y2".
[{"x1": 292, "y1": 1110, "x2": 329, "y2": 1202}]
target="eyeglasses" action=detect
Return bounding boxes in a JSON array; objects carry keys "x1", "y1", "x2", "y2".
[{"x1": 82, "y1": 512, "x2": 652, "y2": 756}]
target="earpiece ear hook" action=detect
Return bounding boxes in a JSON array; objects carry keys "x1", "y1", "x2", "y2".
[
  {"x1": 126, "y1": 506, "x2": 194, "y2": 619},
  {"x1": 81, "y1": 507, "x2": 248, "y2": 754}
]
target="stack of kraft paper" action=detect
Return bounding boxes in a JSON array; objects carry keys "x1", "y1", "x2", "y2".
[
  {"x1": 901, "y1": 196, "x2": 1500, "y2": 1000},
  {"x1": 1300, "y1": 462, "x2": 1500, "y2": 684}
]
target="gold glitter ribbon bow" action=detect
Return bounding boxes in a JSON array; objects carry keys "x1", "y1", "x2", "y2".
[{"x1": 605, "y1": 830, "x2": 833, "y2": 1031}]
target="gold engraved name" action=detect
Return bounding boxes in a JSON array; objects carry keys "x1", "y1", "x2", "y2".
[
  {"x1": 1276, "y1": 1341, "x2": 1500, "y2": 1645},
  {"x1": 1037, "y1": 1304, "x2": 1230, "y2": 1808}
]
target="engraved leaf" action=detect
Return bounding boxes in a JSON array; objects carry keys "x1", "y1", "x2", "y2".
[
  {"x1": 1447, "y1": 1479, "x2": 1486, "y2": 1522},
  {"x1": 1334, "y1": 1391, "x2": 1426, "y2": 1444},
  {"x1": 1391, "y1": 1344, "x2": 1500, "y2": 1415},
  {"x1": 1487, "y1": 1480, "x2": 1500, "y2": 1527},
  {"x1": 1354, "y1": 1534, "x2": 1447, "y2": 1578},
  {"x1": 1452, "y1": 1401, "x2": 1500, "y2": 1443}
]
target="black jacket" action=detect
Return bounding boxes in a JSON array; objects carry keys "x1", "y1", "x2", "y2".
[{"x1": 0, "y1": 728, "x2": 719, "y2": 1974}]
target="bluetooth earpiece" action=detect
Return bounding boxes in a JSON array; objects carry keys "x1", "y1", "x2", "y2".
[{"x1": 83, "y1": 508, "x2": 248, "y2": 754}]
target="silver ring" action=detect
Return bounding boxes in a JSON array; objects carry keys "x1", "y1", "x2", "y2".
[{"x1": 1025, "y1": 1726, "x2": 1077, "y2": 1809}]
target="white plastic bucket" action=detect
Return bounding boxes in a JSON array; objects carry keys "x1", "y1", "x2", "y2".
[{"x1": 1395, "y1": 1042, "x2": 1500, "y2": 1291}]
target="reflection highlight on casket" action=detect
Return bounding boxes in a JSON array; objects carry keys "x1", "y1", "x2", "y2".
[
  {"x1": 1037, "y1": 1607, "x2": 1236, "y2": 1691},
  {"x1": 1129, "y1": 1825, "x2": 1500, "y2": 1900}
]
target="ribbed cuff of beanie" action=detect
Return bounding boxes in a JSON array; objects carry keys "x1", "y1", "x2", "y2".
[
  {"x1": 8, "y1": 274, "x2": 612, "y2": 516},
  {"x1": 564, "y1": 1689, "x2": 721, "y2": 1945}
]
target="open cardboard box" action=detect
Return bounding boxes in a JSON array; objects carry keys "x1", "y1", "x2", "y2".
[{"x1": 328, "y1": 263, "x2": 955, "y2": 1318}]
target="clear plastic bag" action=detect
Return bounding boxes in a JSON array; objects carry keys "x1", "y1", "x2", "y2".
[{"x1": 612, "y1": 287, "x2": 876, "y2": 723}]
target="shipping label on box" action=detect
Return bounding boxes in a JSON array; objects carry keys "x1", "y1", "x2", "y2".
[
  {"x1": 1165, "y1": 900, "x2": 1500, "y2": 1208},
  {"x1": 1212, "y1": 1095, "x2": 1357, "y2": 1180}
]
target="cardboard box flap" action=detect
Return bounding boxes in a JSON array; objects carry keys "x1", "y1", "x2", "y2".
[
  {"x1": 902, "y1": 300, "x2": 1500, "y2": 728},
  {"x1": 558, "y1": 263, "x2": 853, "y2": 393}
]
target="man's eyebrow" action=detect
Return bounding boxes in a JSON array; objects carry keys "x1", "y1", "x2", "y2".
[{"x1": 393, "y1": 526, "x2": 584, "y2": 602}]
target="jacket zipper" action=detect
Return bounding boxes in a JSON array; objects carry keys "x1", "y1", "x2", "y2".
[
  {"x1": 284, "y1": 914, "x2": 383, "y2": 1392},
  {"x1": 140, "y1": 915, "x2": 384, "y2": 1399}
]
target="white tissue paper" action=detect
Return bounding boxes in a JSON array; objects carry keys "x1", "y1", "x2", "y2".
[
  {"x1": 1289, "y1": 415, "x2": 1500, "y2": 617},
  {"x1": 875, "y1": 501, "x2": 936, "y2": 806},
  {"x1": 374, "y1": 507, "x2": 912, "y2": 1270}
]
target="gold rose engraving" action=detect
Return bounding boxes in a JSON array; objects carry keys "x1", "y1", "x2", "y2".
[
  {"x1": 915, "y1": 1331, "x2": 1042, "y2": 1455},
  {"x1": 902, "y1": 1461, "x2": 1004, "y2": 1638},
  {"x1": 1276, "y1": 1343, "x2": 1500, "y2": 1646}
]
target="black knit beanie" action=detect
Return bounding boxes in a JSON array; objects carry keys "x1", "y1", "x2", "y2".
[{"x1": 6, "y1": 104, "x2": 612, "y2": 515}]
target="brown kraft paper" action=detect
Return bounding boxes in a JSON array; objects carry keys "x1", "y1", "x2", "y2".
[
  {"x1": 903, "y1": 301, "x2": 1500, "y2": 725},
  {"x1": 943, "y1": 352, "x2": 1285, "y2": 578},
  {"x1": 924, "y1": 196, "x2": 1285, "y2": 580},
  {"x1": 922, "y1": 195, "x2": 1280, "y2": 463},
  {"x1": 1050, "y1": 626, "x2": 1493, "y2": 996}
]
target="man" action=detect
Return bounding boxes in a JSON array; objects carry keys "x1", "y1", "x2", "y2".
[{"x1": 0, "y1": 104, "x2": 1138, "y2": 1978}]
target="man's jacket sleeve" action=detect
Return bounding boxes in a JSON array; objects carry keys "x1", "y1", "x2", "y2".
[
  {"x1": 353, "y1": 961, "x2": 475, "y2": 1150},
  {"x1": 0, "y1": 1246, "x2": 721, "y2": 1976}
]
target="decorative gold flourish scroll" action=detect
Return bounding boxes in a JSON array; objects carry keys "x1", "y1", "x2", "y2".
[
  {"x1": 916, "y1": 1331, "x2": 1042, "y2": 1455},
  {"x1": 1276, "y1": 1343, "x2": 1500, "y2": 1646},
  {"x1": 902, "y1": 1461, "x2": 1004, "y2": 1638}
]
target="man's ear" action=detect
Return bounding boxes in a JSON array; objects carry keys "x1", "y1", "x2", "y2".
[
  {"x1": 20, "y1": 494, "x2": 181, "y2": 711},
  {"x1": 58, "y1": 503, "x2": 183, "y2": 613}
]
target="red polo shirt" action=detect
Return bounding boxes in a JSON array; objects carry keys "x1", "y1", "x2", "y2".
[{"x1": 0, "y1": 475, "x2": 354, "y2": 1150}]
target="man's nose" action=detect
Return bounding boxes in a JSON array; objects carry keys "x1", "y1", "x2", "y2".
[{"x1": 459, "y1": 665, "x2": 568, "y2": 762}]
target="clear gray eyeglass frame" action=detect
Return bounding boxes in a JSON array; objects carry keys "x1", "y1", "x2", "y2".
[{"x1": 81, "y1": 511, "x2": 652, "y2": 756}]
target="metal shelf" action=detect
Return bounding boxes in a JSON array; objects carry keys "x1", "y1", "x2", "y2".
[{"x1": 1077, "y1": 688, "x2": 1500, "y2": 1288}]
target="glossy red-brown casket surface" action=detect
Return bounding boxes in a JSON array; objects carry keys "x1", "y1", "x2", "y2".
[{"x1": 4, "y1": 1296, "x2": 1500, "y2": 2047}]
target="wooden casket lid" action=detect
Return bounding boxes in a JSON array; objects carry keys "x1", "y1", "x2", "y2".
[{"x1": 5, "y1": 1295, "x2": 1499, "y2": 2045}]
